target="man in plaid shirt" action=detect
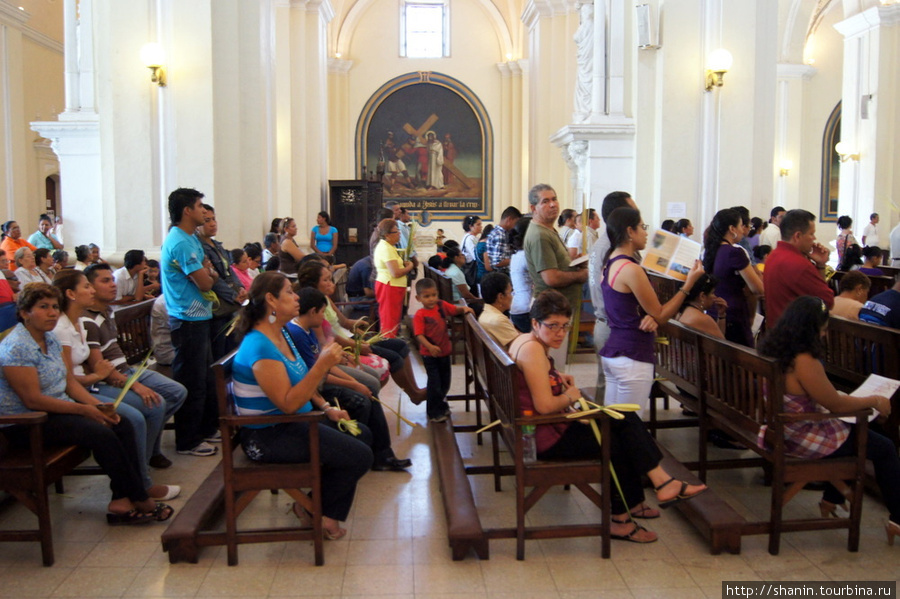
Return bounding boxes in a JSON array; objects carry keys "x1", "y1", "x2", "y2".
[{"x1": 485, "y1": 206, "x2": 522, "y2": 274}]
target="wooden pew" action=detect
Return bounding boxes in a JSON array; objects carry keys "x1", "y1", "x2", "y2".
[
  {"x1": 162, "y1": 353, "x2": 326, "y2": 566},
  {"x1": 0, "y1": 413, "x2": 92, "y2": 566},
  {"x1": 823, "y1": 316, "x2": 900, "y2": 448},
  {"x1": 696, "y1": 332, "x2": 870, "y2": 555},
  {"x1": 461, "y1": 314, "x2": 614, "y2": 559},
  {"x1": 430, "y1": 418, "x2": 488, "y2": 560},
  {"x1": 829, "y1": 270, "x2": 894, "y2": 299}
]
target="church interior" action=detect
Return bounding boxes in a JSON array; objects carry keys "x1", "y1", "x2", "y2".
[{"x1": 1, "y1": 0, "x2": 900, "y2": 595}]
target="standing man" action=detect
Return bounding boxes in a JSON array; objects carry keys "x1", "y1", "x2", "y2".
[
  {"x1": 195, "y1": 203, "x2": 248, "y2": 360},
  {"x1": 588, "y1": 191, "x2": 637, "y2": 399},
  {"x1": 160, "y1": 188, "x2": 220, "y2": 457},
  {"x1": 862, "y1": 213, "x2": 888, "y2": 264},
  {"x1": 584, "y1": 208, "x2": 601, "y2": 250},
  {"x1": 485, "y1": 206, "x2": 522, "y2": 274},
  {"x1": 523, "y1": 184, "x2": 588, "y2": 363},
  {"x1": 762, "y1": 209, "x2": 834, "y2": 326},
  {"x1": 759, "y1": 206, "x2": 786, "y2": 249}
]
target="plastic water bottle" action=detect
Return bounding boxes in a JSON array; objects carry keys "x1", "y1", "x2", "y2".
[{"x1": 521, "y1": 409, "x2": 537, "y2": 463}]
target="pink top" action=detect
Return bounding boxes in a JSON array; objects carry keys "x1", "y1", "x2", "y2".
[
  {"x1": 757, "y1": 392, "x2": 849, "y2": 459},
  {"x1": 231, "y1": 265, "x2": 254, "y2": 291}
]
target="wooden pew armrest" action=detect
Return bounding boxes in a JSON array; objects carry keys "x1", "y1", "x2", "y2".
[
  {"x1": 0, "y1": 411, "x2": 49, "y2": 426},
  {"x1": 219, "y1": 410, "x2": 324, "y2": 428}
]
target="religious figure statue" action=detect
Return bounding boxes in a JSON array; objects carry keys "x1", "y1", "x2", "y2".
[
  {"x1": 425, "y1": 131, "x2": 444, "y2": 189},
  {"x1": 574, "y1": 1, "x2": 593, "y2": 123}
]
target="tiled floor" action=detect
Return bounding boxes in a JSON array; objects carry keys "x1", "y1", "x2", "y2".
[{"x1": 1, "y1": 356, "x2": 898, "y2": 598}]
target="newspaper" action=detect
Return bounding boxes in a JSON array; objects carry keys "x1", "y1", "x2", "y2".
[{"x1": 641, "y1": 229, "x2": 701, "y2": 281}]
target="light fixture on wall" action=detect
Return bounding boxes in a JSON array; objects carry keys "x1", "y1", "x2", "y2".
[
  {"x1": 140, "y1": 43, "x2": 167, "y2": 87},
  {"x1": 704, "y1": 48, "x2": 733, "y2": 91},
  {"x1": 835, "y1": 142, "x2": 859, "y2": 162},
  {"x1": 779, "y1": 159, "x2": 793, "y2": 177}
]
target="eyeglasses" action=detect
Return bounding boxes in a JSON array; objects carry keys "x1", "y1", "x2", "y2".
[{"x1": 539, "y1": 320, "x2": 572, "y2": 332}]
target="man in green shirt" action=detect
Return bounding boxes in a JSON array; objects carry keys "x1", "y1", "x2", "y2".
[{"x1": 523, "y1": 184, "x2": 588, "y2": 363}]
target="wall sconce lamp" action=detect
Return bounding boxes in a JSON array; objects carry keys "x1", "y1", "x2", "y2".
[
  {"x1": 835, "y1": 142, "x2": 859, "y2": 162},
  {"x1": 704, "y1": 48, "x2": 733, "y2": 91},
  {"x1": 779, "y1": 159, "x2": 793, "y2": 177},
  {"x1": 140, "y1": 43, "x2": 167, "y2": 87}
]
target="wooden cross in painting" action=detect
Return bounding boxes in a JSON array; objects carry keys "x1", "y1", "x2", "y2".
[{"x1": 397, "y1": 113, "x2": 474, "y2": 188}]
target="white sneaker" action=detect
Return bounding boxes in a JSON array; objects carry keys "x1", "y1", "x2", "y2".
[
  {"x1": 177, "y1": 442, "x2": 218, "y2": 457},
  {"x1": 204, "y1": 430, "x2": 222, "y2": 443}
]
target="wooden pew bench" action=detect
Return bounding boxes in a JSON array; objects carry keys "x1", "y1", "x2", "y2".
[
  {"x1": 430, "y1": 418, "x2": 488, "y2": 560},
  {"x1": 463, "y1": 314, "x2": 614, "y2": 559},
  {"x1": 0, "y1": 412, "x2": 93, "y2": 566},
  {"x1": 160, "y1": 462, "x2": 226, "y2": 563},
  {"x1": 822, "y1": 315, "x2": 900, "y2": 448},
  {"x1": 652, "y1": 320, "x2": 870, "y2": 555}
]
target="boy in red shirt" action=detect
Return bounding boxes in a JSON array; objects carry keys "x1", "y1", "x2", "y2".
[{"x1": 412, "y1": 278, "x2": 473, "y2": 422}]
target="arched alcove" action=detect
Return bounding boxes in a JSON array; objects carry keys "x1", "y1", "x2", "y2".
[
  {"x1": 819, "y1": 101, "x2": 840, "y2": 223},
  {"x1": 355, "y1": 72, "x2": 493, "y2": 220}
]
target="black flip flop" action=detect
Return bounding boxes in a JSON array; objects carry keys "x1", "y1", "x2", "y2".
[{"x1": 106, "y1": 509, "x2": 154, "y2": 526}]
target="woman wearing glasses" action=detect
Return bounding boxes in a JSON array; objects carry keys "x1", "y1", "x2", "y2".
[
  {"x1": 600, "y1": 207, "x2": 704, "y2": 412},
  {"x1": 373, "y1": 219, "x2": 413, "y2": 338},
  {"x1": 509, "y1": 290, "x2": 707, "y2": 543}
]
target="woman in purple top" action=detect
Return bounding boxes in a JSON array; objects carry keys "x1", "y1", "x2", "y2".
[
  {"x1": 859, "y1": 246, "x2": 885, "y2": 276},
  {"x1": 599, "y1": 207, "x2": 705, "y2": 413},
  {"x1": 702, "y1": 209, "x2": 764, "y2": 348}
]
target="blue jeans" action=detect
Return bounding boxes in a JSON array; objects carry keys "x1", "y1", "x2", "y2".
[
  {"x1": 170, "y1": 317, "x2": 218, "y2": 451},
  {"x1": 128, "y1": 368, "x2": 187, "y2": 456}
]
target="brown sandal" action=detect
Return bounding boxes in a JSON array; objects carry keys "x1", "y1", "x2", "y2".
[{"x1": 610, "y1": 517, "x2": 658, "y2": 543}]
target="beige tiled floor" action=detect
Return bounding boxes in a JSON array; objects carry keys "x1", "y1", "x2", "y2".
[{"x1": 1, "y1": 355, "x2": 899, "y2": 598}]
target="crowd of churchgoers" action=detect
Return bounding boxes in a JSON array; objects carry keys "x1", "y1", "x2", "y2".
[{"x1": 1, "y1": 186, "x2": 899, "y2": 545}]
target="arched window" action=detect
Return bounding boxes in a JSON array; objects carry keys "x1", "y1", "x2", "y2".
[
  {"x1": 820, "y1": 102, "x2": 841, "y2": 223},
  {"x1": 400, "y1": 0, "x2": 449, "y2": 58}
]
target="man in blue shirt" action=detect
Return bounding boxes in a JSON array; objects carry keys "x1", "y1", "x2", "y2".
[
  {"x1": 160, "y1": 188, "x2": 220, "y2": 457},
  {"x1": 859, "y1": 276, "x2": 900, "y2": 330}
]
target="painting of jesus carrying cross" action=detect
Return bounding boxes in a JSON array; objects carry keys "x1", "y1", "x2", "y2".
[{"x1": 357, "y1": 71, "x2": 492, "y2": 220}]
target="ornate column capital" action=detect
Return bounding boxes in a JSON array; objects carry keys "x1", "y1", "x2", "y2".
[
  {"x1": 290, "y1": 0, "x2": 334, "y2": 22},
  {"x1": 835, "y1": 4, "x2": 900, "y2": 39},
  {"x1": 328, "y1": 57, "x2": 353, "y2": 74}
]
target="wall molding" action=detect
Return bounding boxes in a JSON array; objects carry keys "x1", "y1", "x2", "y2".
[{"x1": 835, "y1": 5, "x2": 900, "y2": 39}]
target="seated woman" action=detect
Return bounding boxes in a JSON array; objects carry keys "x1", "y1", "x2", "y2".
[
  {"x1": 52, "y1": 270, "x2": 178, "y2": 501},
  {"x1": 278, "y1": 217, "x2": 305, "y2": 280},
  {"x1": 831, "y1": 271, "x2": 870, "y2": 321},
  {"x1": 296, "y1": 260, "x2": 426, "y2": 403},
  {"x1": 0, "y1": 283, "x2": 173, "y2": 524},
  {"x1": 838, "y1": 244, "x2": 863, "y2": 273},
  {"x1": 509, "y1": 290, "x2": 707, "y2": 543},
  {"x1": 13, "y1": 247, "x2": 52, "y2": 285},
  {"x1": 859, "y1": 246, "x2": 885, "y2": 277},
  {"x1": 230, "y1": 247, "x2": 255, "y2": 290},
  {"x1": 675, "y1": 273, "x2": 727, "y2": 339},
  {"x1": 287, "y1": 287, "x2": 411, "y2": 471},
  {"x1": 758, "y1": 296, "x2": 899, "y2": 544},
  {"x1": 443, "y1": 247, "x2": 478, "y2": 302},
  {"x1": 53, "y1": 269, "x2": 181, "y2": 501},
  {"x1": 233, "y1": 272, "x2": 373, "y2": 540}
]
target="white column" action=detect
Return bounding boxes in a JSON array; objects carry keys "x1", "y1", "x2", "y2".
[
  {"x1": 496, "y1": 59, "x2": 526, "y2": 211},
  {"x1": 834, "y1": 5, "x2": 900, "y2": 231},
  {"x1": 327, "y1": 57, "x2": 354, "y2": 179},
  {"x1": 774, "y1": 64, "x2": 816, "y2": 210},
  {"x1": 551, "y1": 0, "x2": 636, "y2": 214},
  {"x1": 698, "y1": 0, "x2": 724, "y2": 232},
  {"x1": 0, "y1": 3, "x2": 29, "y2": 217}
]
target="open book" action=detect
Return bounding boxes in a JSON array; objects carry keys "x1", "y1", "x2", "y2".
[
  {"x1": 640, "y1": 229, "x2": 701, "y2": 282},
  {"x1": 839, "y1": 373, "x2": 900, "y2": 423}
]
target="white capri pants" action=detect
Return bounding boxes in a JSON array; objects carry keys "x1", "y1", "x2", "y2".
[{"x1": 601, "y1": 355, "x2": 654, "y2": 414}]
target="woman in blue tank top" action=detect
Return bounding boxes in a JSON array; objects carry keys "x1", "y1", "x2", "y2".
[{"x1": 599, "y1": 207, "x2": 704, "y2": 413}]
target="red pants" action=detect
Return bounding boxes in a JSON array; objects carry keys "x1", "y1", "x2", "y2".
[{"x1": 375, "y1": 281, "x2": 406, "y2": 338}]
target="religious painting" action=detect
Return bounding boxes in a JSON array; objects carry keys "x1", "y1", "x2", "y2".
[
  {"x1": 819, "y1": 102, "x2": 841, "y2": 223},
  {"x1": 357, "y1": 72, "x2": 492, "y2": 220}
]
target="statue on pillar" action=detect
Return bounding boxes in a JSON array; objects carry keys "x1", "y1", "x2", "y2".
[{"x1": 574, "y1": 1, "x2": 594, "y2": 124}]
